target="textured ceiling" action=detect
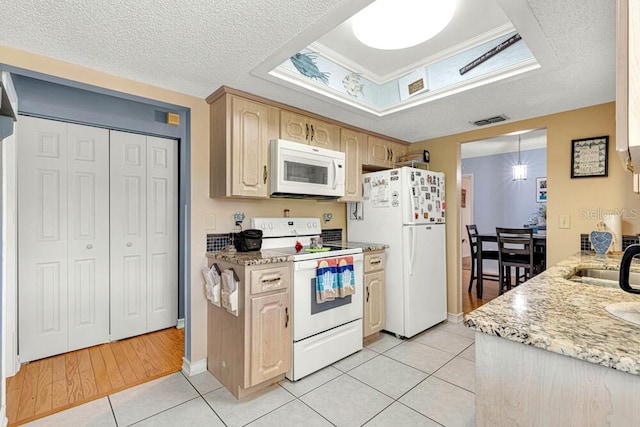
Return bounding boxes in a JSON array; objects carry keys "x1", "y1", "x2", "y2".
[{"x1": 0, "y1": 0, "x2": 615, "y2": 143}]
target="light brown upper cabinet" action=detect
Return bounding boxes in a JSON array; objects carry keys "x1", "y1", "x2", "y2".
[
  {"x1": 367, "y1": 136, "x2": 408, "y2": 168},
  {"x1": 280, "y1": 110, "x2": 341, "y2": 151},
  {"x1": 616, "y1": 0, "x2": 640, "y2": 172},
  {"x1": 340, "y1": 128, "x2": 367, "y2": 202},
  {"x1": 210, "y1": 94, "x2": 279, "y2": 198}
]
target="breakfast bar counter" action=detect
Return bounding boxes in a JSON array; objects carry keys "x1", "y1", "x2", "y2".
[{"x1": 465, "y1": 251, "x2": 640, "y2": 425}]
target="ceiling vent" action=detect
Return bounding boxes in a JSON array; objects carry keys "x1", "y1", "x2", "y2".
[{"x1": 471, "y1": 114, "x2": 509, "y2": 126}]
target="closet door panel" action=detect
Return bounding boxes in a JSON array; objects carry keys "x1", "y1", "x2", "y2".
[
  {"x1": 146, "y1": 137, "x2": 178, "y2": 331},
  {"x1": 17, "y1": 116, "x2": 69, "y2": 362},
  {"x1": 67, "y1": 124, "x2": 110, "y2": 351},
  {"x1": 110, "y1": 130, "x2": 147, "y2": 340}
]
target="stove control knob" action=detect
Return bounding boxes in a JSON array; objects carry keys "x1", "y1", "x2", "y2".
[
  {"x1": 260, "y1": 224, "x2": 266, "y2": 229},
  {"x1": 308, "y1": 222, "x2": 313, "y2": 228},
  {"x1": 268, "y1": 223, "x2": 273, "y2": 229},
  {"x1": 313, "y1": 221, "x2": 318, "y2": 228}
]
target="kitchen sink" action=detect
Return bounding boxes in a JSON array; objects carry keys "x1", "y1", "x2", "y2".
[{"x1": 569, "y1": 268, "x2": 640, "y2": 289}]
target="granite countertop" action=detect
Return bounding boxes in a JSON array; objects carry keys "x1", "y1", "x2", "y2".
[
  {"x1": 206, "y1": 249, "x2": 293, "y2": 266},
  {"x1": 206, "y1": 241, "x2": 387, "y2": 265},
  {"x1": 464, "y1": 251, "x2": 640, "y2": 375}
]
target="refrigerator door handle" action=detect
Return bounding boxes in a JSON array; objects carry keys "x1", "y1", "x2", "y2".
[
  {"x1": 409, "y1": 186, "x2": 415, "y2": 224},
  {"x1": 409, "y1": 227, "x2": 416, "y2": 276}
]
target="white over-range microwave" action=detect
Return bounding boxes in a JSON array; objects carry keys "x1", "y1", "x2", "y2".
[{"x1": 270, "y1": 139, "x2": 345, "y2": 199}]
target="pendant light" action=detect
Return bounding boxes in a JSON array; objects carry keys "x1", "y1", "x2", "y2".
[{"x1": 512, "y1": 135, "x2": 527, "y2": 181}]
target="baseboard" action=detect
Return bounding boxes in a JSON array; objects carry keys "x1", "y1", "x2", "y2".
[
  {"x1": 1, "y1": 405, "x2": 7, "y2": 427},
  {"x1": 176, "y1": 318, "x2": 185, "y2": 329},
  {"x1": 447, "y1": 312, "x2": 464, "y2": 324},
  {"x1": 182, "y1": 357, "x2": 207, "y2": 377}
]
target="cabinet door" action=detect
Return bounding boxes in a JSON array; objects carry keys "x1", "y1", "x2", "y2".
[
  {"x1": 367, "y1": 136, "x2": 391, "y2": 167},
  {"x1": 250, "y1": 291, "x2": 291, "y2": 386},
  {"x1": 231, "y1": 96, "x2": 274, "y2": 198},
  {"x1": 364, "y1": 271, "x2": 385, "y2": 337},
  {"x1": 340, "y1": 128, "x2": 366, "y2": 202},
  {"x1": 389, "y1": 142, "x2": 407, "y2": 165},
  {"x1": 309, "y1": 118, "x2": 341, "y2": 151},
  {"x1": 280, "y1": 110, "x2": 309, "y2": 144}
]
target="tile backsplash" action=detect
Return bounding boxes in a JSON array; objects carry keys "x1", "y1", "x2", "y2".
[
  {"x1": 580, "y1": 234, "x2": 639, "y2": 251},
  {"x1": 206, "y1": 229, "x2": 343, "y2": 252}
]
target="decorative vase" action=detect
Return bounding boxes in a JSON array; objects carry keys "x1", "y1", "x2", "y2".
[{"x1": 590, "y1": 230, "x2": 613, "y2": 255}]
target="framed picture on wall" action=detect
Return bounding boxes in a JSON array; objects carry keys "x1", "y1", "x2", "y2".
[
  {"x1": 571, "y1": 136, "x2": 609, "y2": 178},
  {"x1": 536, "y1": 177, "x2": 547, "y2": 202}
]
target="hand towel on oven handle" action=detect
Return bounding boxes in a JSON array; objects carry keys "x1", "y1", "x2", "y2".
[
  {"x1": 337, "y1": 256, "x2": 355, "y2": 297},
  {"x1": 316, "y1": 256, "x2": 355, "y2": 303}
]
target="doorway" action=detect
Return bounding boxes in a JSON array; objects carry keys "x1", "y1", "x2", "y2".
[
  {"x1": 461, "y1": 174, "x2": 474, "y2": 263},
  {"x1": 460, "y1": 129, "x2": 547, "y2": 313},
  {"x1": 17, "y1": 116, "x2": 179, "y2": 362}
]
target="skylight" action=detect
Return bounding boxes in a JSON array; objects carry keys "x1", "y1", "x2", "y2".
[{"x1": 352, "y1": 0, "x2": 456, "y2": 50}]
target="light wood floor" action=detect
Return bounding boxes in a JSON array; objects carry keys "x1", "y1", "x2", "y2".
[
  {"x1": 6, "y1": 327, "x2": 184, "y2": 426},
  {"x1": 462, "y1": 256, "x2": 501, "y2": 314}
]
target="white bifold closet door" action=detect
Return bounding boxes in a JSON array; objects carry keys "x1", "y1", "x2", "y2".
[
  {"x1": 109, "y1": 130, "x2": 178, "y2": 341},
  {"x1": 18, "y1": 116, "x2": 110, "y2": 362},
  {"x1": 18, "y1": 117, "x2": 178, "y2": 362}
]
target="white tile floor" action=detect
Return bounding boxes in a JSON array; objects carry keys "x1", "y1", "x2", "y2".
[{"x1": 24, "y1": 322, "x2": 476, "y2": 427}]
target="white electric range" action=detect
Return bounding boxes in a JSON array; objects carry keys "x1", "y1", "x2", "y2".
[{"x1": 251, "y1": 217, "x2": 363, "y2": 381}]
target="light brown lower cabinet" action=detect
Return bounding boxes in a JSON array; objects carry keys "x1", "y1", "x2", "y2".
[
  {"x1": 363, "y1": 250, "x2": 386, "y2": 338},
  {"x1": 207, "y1": 260, "x2": 292, "y2": 398}
]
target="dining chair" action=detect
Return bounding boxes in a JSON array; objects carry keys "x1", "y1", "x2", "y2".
[
  {"x1": 495, "y1": 227, "x2": 544, "y2": 294},
  {"x1": 466, "y1": 224, "x2": 500, "y2": 294}
]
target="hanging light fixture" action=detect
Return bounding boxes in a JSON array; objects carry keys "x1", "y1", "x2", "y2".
[{"x1": 512, "y1": 134, "x2": 527, "y2": 181}]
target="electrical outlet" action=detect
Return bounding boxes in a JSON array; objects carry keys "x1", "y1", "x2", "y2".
[{"x1": 558, "y1": 214, "x2": 571, "y2": 229}]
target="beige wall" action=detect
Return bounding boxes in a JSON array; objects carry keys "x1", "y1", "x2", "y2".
[
  {"x1": 1, "y1": 46, "x2": 347, "y2": 365},
  {"x1": 412, "y1": 102, "x2": 640, "y2": 315}
]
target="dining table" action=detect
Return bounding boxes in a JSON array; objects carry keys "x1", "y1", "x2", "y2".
[{"x1": 475, "y1": 232, "x2": 547, "y2": 298}]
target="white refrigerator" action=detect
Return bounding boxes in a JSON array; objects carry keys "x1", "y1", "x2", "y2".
[{"x1": 348, "y1": 167, "x2": 447, "y2": 338}]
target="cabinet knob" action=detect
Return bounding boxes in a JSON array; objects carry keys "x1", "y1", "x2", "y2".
[
  {"x1": 126, "y1": 242, "x2": 133, "y2": 247},
  {"x1": 263, "y1": 165, "x2": 267, "y2": 184},
  {"x1": 86, "y1": 244, "x2": 93, "y2": 249}
]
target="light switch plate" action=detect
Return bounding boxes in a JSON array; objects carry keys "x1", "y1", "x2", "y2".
[
  {"x1": 558, "y1": 214, "x2": 570, "y2": 229},
  {"x1": 205, "y1": 214, "x2": 216, "y2": 230}
]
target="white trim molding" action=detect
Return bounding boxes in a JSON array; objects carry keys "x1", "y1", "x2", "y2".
[
  {"x1": 181, "y1": 357, "x2": 207, "y2": 377},
  {"x1": 447, "y1": 312, "x2": 464, "y2": 324},
  {"x1": 176, "y1": 318, "x2": 185, "y2": 329}
]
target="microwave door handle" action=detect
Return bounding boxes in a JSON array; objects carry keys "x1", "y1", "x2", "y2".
[{"x1": 332, "y1": 159, "x2": 339, "y2": 189}]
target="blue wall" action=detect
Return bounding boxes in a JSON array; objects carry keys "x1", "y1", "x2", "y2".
[{"x1": 462, "y1": 148, "x2": 547, "y2": 234}]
